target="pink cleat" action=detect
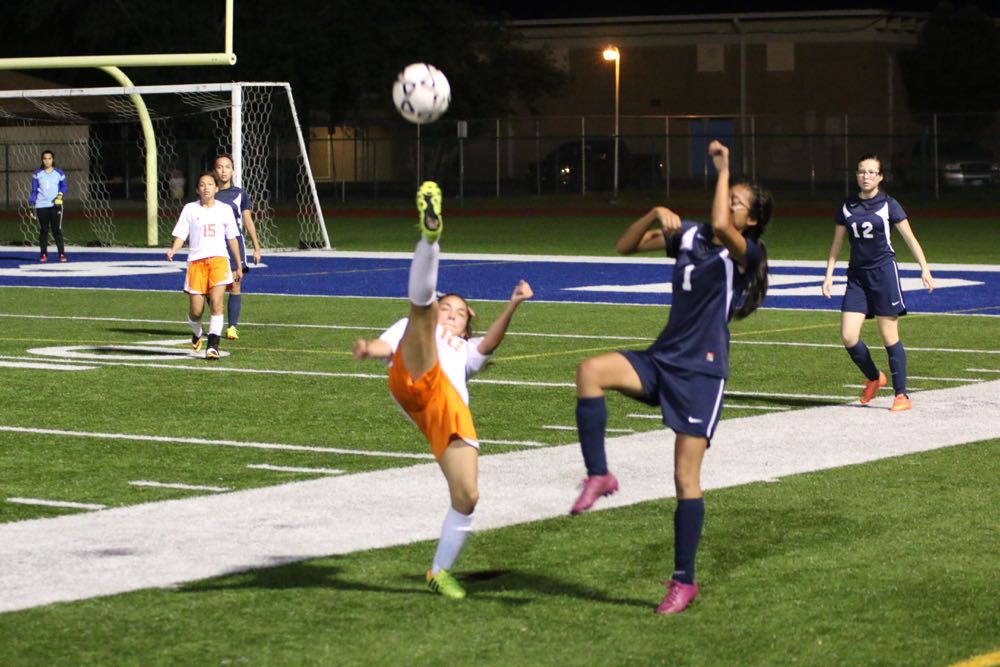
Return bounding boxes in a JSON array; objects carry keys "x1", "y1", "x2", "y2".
[
  {"x1": 569, "y1": 473, "x2": 619, "y2": 515},
  {"x1": 655, "y1": 579, "x2": 699, "y2": 615}
]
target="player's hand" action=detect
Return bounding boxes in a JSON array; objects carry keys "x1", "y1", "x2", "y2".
[
  {"x1": 352, "y1": 339, "x2": 370, "y2": 360},
  {"x1": 166, "y1": 249, "x2": 175, "y2": 262},
  {"x1": 510, "y1": 279, "x2": 533, "y2": 304},
  {"x1": 653, "y1": 206, "x2": 681, "y2": 234},
  {"x1": 28, "y1": 208, "x2": 36, "y2": 221},
  {"x1": 234, "y1": 266, "x2": 243, "y2": 284},
  {"x1": 708, "y1": 140, "x2": 730, "y2": 172},
  {"x1": 821, "y1": 276, "x2": 833, "y2": 298},
  {"x1": 922, "y1": 270, "x2": 935, "y2": 293},
  {"x1": 54, "y1": 194, "x2": 63, "y2": 207},
  {"x1": 253, "y1": 248, "x2": 261, "y2": 265}
]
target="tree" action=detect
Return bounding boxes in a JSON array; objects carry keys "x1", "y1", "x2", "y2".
[{"x1": 899, "y1": 2, "x2": 1000, "y2": 135}]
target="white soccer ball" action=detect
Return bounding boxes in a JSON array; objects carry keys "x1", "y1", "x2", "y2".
[{"x1": 392, "y1": 63, "x2": 451, "y2": 125}]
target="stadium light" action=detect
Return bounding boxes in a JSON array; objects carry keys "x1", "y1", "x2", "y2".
[{"x1": 603, "y1": 46, "x2": 620, "y2": 200}]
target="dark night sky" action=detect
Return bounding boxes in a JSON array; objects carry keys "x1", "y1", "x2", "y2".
[{"x1": 471, "y1": 1, "x2": 999, "y2": 20}]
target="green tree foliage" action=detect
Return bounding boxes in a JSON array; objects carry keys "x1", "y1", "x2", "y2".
[{"x1": 900, "y1": 2, "x2": 1000, "y2": 116}]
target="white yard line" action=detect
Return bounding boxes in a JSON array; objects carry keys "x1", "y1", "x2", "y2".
[
  {"x1": 7, "y1": 497, "x2": 107, "y2": 511},
  {"x1": 246, "y1": 464, "x2": 344, "y2": 475},
  {"x1": 0, "y1": 380, "x2": 997, "y2": 614},
  {"x1": 0, "y1": 426, "x2": 434, "y2": 460},
  {"x1": 129, "y1": 481, "x2": 231, "y2": 493},
  {"x1": 0, "y1": 361, "x2": 95, "y2": 371}
]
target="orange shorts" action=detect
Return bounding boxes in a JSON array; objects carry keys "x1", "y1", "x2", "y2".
[
  {"x1": 387, "y1": 347, "x2": 479, "y2": 460},
  {"x1": 184, "y1": 256, "x2": 233, "y2": 294}
]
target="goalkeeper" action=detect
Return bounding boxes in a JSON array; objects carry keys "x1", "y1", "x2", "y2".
[{"x1": 28, "y1": 149, "x2": 67, "y2": 263}]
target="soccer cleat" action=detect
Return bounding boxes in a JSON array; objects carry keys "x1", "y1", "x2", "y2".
[
  {"x1": 890, "y1": 393, "x2": 911, "y2": 412},
  {"x1": 225, "y1": 326, "x2": 239, "y2": 340},
  {"x1": 426, "y1": 569, "x2": 466, "y2": 600},
  {"x1": 655, "y1": 579, "x2": 699, "y2": 615},
  {"x1": 859, "y1": 371, "x2": 886, "y2": 405},
  {"x1": 191, "y1": 334, "x2": 203, "y2": 353},
  {"x1": 59, "y1": 254, "x2": 67, "y2": 263},
  {"x1": 569, "y1": 472, "x2": 619, "y2": 515},
  {"x1": 416, "y1": 180, "x2": 443, "y2": 243},
  {"x1": 39, "y1": 255, "x2": 47, "y2": 263},
  {"x1": 206, "y1": 347, "x2": 220, "y2": 360}
]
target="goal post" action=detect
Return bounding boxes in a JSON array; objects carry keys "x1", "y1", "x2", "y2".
[{"x1": 0, "y1": 81, "x2": 330, "y2": 249}]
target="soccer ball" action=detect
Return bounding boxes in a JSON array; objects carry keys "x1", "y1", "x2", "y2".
[{"x1": 392, "y1": 63, "x2": 451, "y2": 125}]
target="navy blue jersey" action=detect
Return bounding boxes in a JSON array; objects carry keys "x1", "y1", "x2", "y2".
[
  {"x1": 835, "y1": 191, "x2": 907, "y2": 269},
  {"x1": 648, "y1": 221, "x2": 763, "y2": 379},
  {"x1": 215, "y1": 185, "x2": 252, "y2": 235}
]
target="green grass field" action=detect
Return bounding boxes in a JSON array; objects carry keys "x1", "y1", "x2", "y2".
[{"x1": 1, "y1": 199, "x2": 998, "y2": 665}]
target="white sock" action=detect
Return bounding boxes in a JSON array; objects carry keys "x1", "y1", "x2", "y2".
[
  {"x1": 431, "y1": 507, "x2": 474, "y2": 573},
  {"x1": 209, "y1": 314, "x2": 224, "y2": 337},
  {"x1": 188, "y1": 317, "x2": 202, "y2": 337},
  {"x1": 408, "y1": 238, "x2": 439, "y2": 307}
]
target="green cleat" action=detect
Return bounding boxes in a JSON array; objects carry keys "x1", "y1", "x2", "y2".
[
  {"x1": 225, "y1": 325, "x2": 239, "y2": 340},
  {"x1": 416, "y1": 180, "x2": 443, "y2": 243},
  {"x1": 426, "y1": 569, "x2": 466, "y2": 600}
]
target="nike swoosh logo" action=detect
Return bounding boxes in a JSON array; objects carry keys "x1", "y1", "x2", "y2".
[
  {"x1": 687, "y1": 416, "x2": 704, "y2": 424},
  {"x1": 891, "y1": 300, "x2": 901, "y2": 306}
]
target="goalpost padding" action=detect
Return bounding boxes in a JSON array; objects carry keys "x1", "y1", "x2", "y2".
[{"x1": 0, "y1": 82, "x2": 329, "y2": 249}]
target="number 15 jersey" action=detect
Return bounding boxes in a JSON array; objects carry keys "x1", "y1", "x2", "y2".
[{"x1": 835, "y1": 191, "x2": 907, "y2": 270}]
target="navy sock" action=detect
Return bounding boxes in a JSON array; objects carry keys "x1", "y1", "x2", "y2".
[
  {"x1": 885, "y1": 341, "x2": 907, "y2": 395},
  {"x1": 673, "y1": 498, "x2": 705, "y2": 585},
  {"x1": 846, "y1": 341, "x2": 879, "y2": 381},
  {"x1": 576, "y1": 396, "x2": 608, "y2": 476},
  {"x1": 227, "y1": 294, "x2": 242, "y2": 328}
]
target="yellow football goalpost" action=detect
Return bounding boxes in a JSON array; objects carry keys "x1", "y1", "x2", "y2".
[{"x1": 0, "y1": 0, "x2": 326, "y2": 249}]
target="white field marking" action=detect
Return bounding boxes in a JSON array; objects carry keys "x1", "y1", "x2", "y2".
[
  {"x1": 0, "y1": 360, "x2": 96, "y2": 371},
  {"x1": 129, "y1": 481, "x2": 231, "y2": 493},
  {"x1": 726, "y1": 389, "x2": 856, "y2": 401},
  {"x1": 627, "y1": 413, "x2": 662, "y2": 420},
  {"x1": 731, "y1": 340, "x2": 1000, "y2": 355},
  {"x1": 479, "y1": 438, "x2": 548, "y2": 447},
  {"x1": 841, "y1": 384, "x2": 924, "y2": 392},
  {"x1": 542, "y1": 425, "x2": 635, "y2": 433},
  {"x1": 1, "y1": 379, "x2": 997, "y2": 614},
  {"x1": 720, "y1": 404, "x2": 790, "y2": 411},
  {"x1": 246, "y1": 464, "x2": 345, "y2": 475},
  {"x1": 7, "y1": 497, "x2": 106, "y2": 511},
  {"x1": 967, "y1": 368, "x2": 1000, "y2": 374},
  {"x1": 0, "y1": 426, "x2": 434, "y2": 460},
  {"x1": 28, "y1": 341, "x2": 230, "y2": 361},
  {"x1": 908, "y1": 375, "x2": 986, "y2": 383}
]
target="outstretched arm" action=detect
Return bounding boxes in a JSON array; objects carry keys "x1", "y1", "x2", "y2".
[
  {"x1": 895, "y1": 219, "x2": 934, "y2": 292},
  {"x1": 615, "y1": 207, "x2": 681, "y2": 255},
  {"x1": 478, "y1": 280, "x2": 534, "y2": 355},
  {"x1": 821, "y1": 225, "x2": 848, "y2": 298},
  {"x1": 353, "y1": 338, "x2": 393, "y2": 360},
  {"x1": 708, "y1": 140, "x2": 749, "y2": 263}
]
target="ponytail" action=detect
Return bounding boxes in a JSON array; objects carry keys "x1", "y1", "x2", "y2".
[{"x1": 734, "y1": 240, "x2": 768, "y2": 320}]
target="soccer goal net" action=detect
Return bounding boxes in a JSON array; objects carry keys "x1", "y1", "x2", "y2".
[{"x1": 0, "y1": 82, "x2": 328, "y2": 249}]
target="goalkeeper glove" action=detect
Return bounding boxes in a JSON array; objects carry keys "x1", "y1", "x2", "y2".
[{"x1": 54, "y1": 193, "x2": 63, "y2": 206}]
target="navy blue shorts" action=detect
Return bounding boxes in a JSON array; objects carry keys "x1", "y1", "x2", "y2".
[
  {"x1": 842, "y1": 261, "x2": 906, "y2": 319},
  {"x1": 621, "y1": 350, "x2": 726, "y2": 441}
]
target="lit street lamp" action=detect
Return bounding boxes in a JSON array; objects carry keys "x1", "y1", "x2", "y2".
[{"x1": 603, "y1": 45, "x2": 620, "y2": 200}]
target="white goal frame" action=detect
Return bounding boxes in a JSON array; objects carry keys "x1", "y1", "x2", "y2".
[{"x1": 0, "y1": 81, "x2": 329, "y2": 249}]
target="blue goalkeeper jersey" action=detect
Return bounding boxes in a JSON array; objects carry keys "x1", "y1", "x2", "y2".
[
  {"x1": 835, "y1": 191, "x2": 907, "y2": 269},
  {"x1": 30, "y1": 167, "x2": 67, "y2": 208},
  {"x1": 647, "y1": 221, "x2": 763, "y2": 379}
]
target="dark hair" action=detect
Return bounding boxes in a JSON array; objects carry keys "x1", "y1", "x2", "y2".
[
  {"x1": 196, "y1": 171, "x2": 220, "y2": 189},
  {"x1": 214, "y1": 153, "x2": 234, "y2": 168},
  {"x1": 857, "y1": 154, "x2": 882, "y2": 173},
  {"x1": 438, "y1": 292, "x2": 476, "y2": 338},
  {"x1": 39, "y1": 150, "x2": 55, "y2": 167},
  {"x1": 733, "y1": 180, "x2": 773, "y2": 320}
]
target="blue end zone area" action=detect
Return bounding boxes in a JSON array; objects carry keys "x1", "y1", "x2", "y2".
[{"x1": 0, "y1": 249, "x2": 997, "y2": 315}]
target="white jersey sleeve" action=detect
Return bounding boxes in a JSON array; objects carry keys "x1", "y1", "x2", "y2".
[
  {"x1": 377, "y1": 318, "x2": 409, "y2": 364},
  {"x1": 465, "y1": 336, "x2": 492, "y2": 377}
]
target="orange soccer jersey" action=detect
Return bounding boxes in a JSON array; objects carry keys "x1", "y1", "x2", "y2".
[
  {"x1": 184, "y1": 256, "x2": 233, "y2": 295},
  {"x1": 387, "y1": 347, "x2": 479, "y2": 460}
]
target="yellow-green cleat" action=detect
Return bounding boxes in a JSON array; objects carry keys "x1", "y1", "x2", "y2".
[
  {"x1": 416, "y1": 181, "x2": 443, "y2": 243},
  {"x1": 225, "y1": 325, "x2": 239, "y2": 340},
  {"x1": 426, "y1": 569, "x2": 466, "y2": 599}
]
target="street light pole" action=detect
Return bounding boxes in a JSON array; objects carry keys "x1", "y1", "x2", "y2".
[{"x1": 603, "y1": 46, "x2": 620, "y2": 201}]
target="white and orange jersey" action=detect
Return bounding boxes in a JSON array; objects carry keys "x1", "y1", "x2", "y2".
[
  {"x1": 171, "y1": 200, "x2": 240, "y2": 262},
  {"x1": 378, "y1": 318, "x2": 491, "y2": 405}
]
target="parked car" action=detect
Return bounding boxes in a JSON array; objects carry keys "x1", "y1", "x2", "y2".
[
  {"x1": 891, "y1": 141, "x2": 1000, "y2": 188},
  {"x1": 526, "y1": 139, "x2": 662, "y2": 192}
]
